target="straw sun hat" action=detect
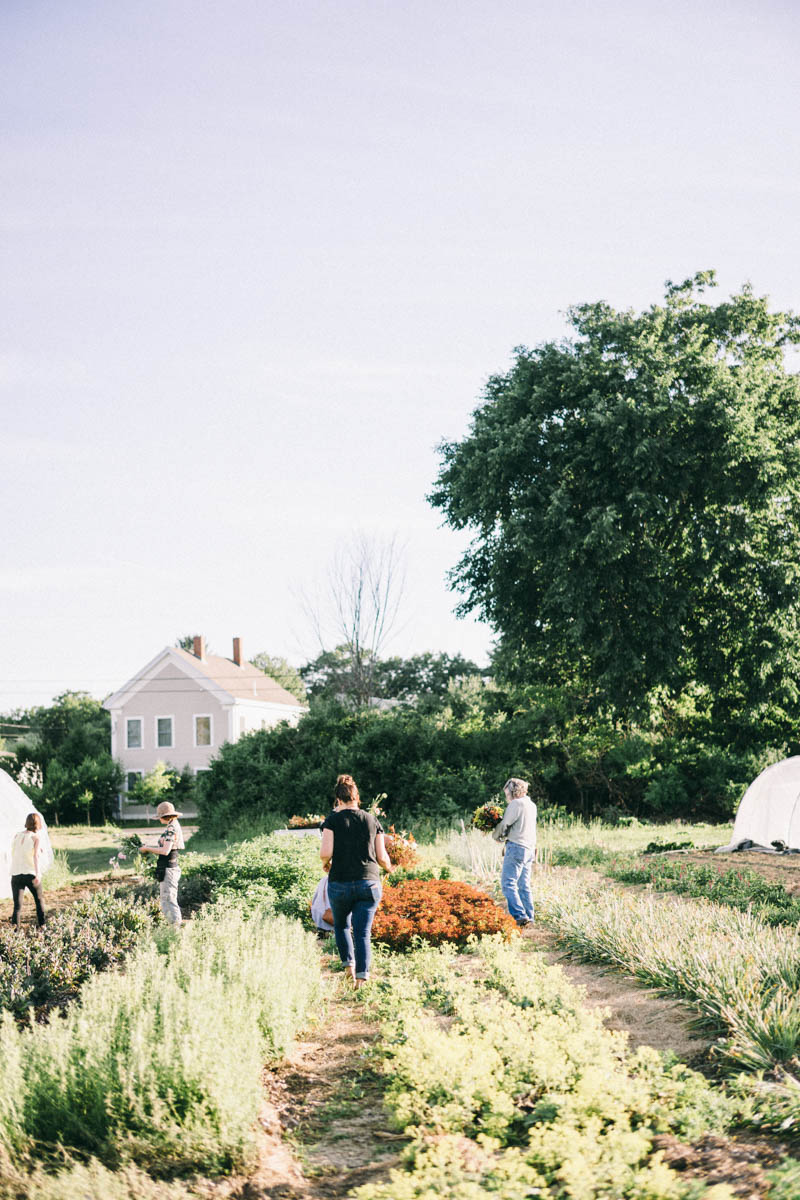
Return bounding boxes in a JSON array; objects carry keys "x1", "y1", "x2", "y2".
[{"x1": 155, "y1": 801, "x2": 182, "y2": 819}]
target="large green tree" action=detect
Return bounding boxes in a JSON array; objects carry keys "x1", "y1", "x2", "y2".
[
  {"x1": 430, "y1": 273, "x2": 800, "y2": 719},
  {"x1": 1, "y1": 691, "x2": 122, "y2": 824}
]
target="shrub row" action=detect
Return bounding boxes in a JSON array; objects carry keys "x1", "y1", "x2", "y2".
[
  {"x1": 195, "y1": 690, "x2": 784, "y2": 834},
  {"x1": 352, "y1": 938, "x2": 744, "y2": 1199},
  {"x1": 0, "y1": 905, "x2": 323, "y2": 1177},
  {"x1": 0, "y1": 890, "x2": 159, "y2": 1016},
  {"x1": 178, "y1": 831, "x2": 323, "y2": 920},
  {"x1": 605, "y1": 858, "x2": 800, "y2": 926}
]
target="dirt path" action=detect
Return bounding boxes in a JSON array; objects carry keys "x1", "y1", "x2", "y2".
[
  {"x1": 230, "y1": 969, "x2": 402, "y2": 1200},
  {"x1": 1, "y1": 874, "x2": 124, "y2": 927},
  {"x1": 524, "y1": 922, "x2": 713, "y2": 1066}
]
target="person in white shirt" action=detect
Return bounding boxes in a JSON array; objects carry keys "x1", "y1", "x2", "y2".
[
  {"x1": 9, "y1": 812, "x2": 46, "y2": 928},
  {"x1": 492, "y1": 777, "x2": 537, "y2": 926}
]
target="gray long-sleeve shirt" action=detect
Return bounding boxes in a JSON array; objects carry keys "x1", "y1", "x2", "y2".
[{"x1": 491, "y1": 795, "x2": 537, "y2": 849}]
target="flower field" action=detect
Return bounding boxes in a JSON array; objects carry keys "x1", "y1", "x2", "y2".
[{"x1": 5, "y1": 817, "x2": 800, "y2": 1198}]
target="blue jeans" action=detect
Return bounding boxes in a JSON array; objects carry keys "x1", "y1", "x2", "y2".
[
  {"x1": 327, "y1": 878, "x2": 382, "y2": 979},
  {"x1": 500, "y1": 842, "x2": 535, "y2": 923}
]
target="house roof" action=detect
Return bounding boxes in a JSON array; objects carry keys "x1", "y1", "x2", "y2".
[{"x1": 171, "y1": 647, "x2": 304, "y2": 706}]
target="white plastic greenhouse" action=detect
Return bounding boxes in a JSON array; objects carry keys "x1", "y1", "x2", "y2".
[{"x1": 717, "y1": 756, "x2": 800, "y2": 853}]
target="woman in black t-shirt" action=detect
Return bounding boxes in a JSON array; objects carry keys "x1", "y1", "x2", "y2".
[{"x1": 321, "y1": 774, "x2": 392, "y2": 985}]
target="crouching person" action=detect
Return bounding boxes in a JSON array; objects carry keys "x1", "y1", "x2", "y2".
[{"x1": 140, "y1": 801, "x2": 185, "y2": 926}]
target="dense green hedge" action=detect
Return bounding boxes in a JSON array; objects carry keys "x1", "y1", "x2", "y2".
[{"x1": 196, "y1": 687, "x2": 787, "y2": 834}]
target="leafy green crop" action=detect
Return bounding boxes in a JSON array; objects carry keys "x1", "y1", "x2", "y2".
[
  {"x1": 0, "y1": 891, "x2": 158, "y2": 1016},
  {"x1": 179, "y1": 832, "x2": 323, "y2": 920},
  {"x1": 352, "y1": 938, "x2": 741, "y2": 1199},
  {"x1": 606, "y1": 858, "x2": 800, "y2": 926}
]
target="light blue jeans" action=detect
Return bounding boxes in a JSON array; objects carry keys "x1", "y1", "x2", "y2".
[
  {"x1": 500, "y1": 842, "x2": 535, "y2": 923},
  {"x1": 327, "y1": 878, "x2": 382, "y2": 979}
]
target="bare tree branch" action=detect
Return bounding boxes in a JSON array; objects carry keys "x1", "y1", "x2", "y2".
[{"x1": 299, "y1": 533, "x2": 407, "y2": 706}]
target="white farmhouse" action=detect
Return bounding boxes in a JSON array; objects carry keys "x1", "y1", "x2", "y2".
[{"x1": 104, "y1": 636, "x2": 307, "y2": 798}]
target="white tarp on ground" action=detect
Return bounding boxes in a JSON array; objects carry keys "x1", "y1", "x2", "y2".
[
  {"x1": 0, "y1": 771, "x2": 53, "y2": 899},
  {"x1": 717, "y1": 756, "x2": 800, "y2": 853}
]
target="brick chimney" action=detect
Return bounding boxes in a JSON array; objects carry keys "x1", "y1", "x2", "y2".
[
  {"x1": 192, "y1": 635, "x2": 206, "y2": 661},
  {"x1": 232, "y1": 636, "x2": 242, "y2": 667}
]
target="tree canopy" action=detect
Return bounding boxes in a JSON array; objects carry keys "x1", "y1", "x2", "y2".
[
  {"x1": 430, "y1": 273, "x2": 800, "y2": 719},
  {"x1": 249, "y1": 653, "x2": 308, "y2": 704},
  {"x1": 1, "y1": 691, "x2": 122, "y2": 823},
  {"x1": 299, "y1": 646, "x2": 484, "y2": 703}
]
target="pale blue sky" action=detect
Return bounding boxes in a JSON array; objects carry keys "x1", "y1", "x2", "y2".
[{"x1": 2, "y1": 0, "x2": 799, "y2": 709}]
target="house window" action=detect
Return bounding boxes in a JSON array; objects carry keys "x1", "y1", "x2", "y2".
[
  {"x1": 194, "y1": 715, "x2": 212, "y2": 747},
  {"x1": 126, "y1": 771, "x2": 142, "y2": 793},
  {"x1": 126, "y1": 718, "x2": 143, "y2": 749},
  {"x1": 239, "y1": 715, "x2": 246, "y2": 735},
  {"x1": 156, "y1": 716, "x2": 173, "y2": 748}
]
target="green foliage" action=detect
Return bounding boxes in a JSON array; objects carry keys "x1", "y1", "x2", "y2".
[
  {"x1": 766, "y1": 1160, "x2": 800, "y2": 1200},
  {"x1": 0, "y1": 1158, "x2": 196, "y2": 1200},
  {"x1": 0, "y1": 906, "x2": 324, "y2": 1176},
  {"x1": 643, "y1": 840, "x2": 694, "y2": 854},
  {"x1": 352, "y1": 938, "x2": 739, "y2": 1200},
  {"x1": 127, "y1": 761, "x2": 195, "y2": 814},
  {"x1": 299, "y1": 645, "x2": 484, "y2": 704},
  {"x1": 196, "y1": 675, "x2": 773, "y2": 834},
  {"x1": 179, "y1": 832, "x2": 322, "y2": 921},
  {"x1": 249, "y1": 652, "x2": 308, "y2": 703},
  {"x1": 385, "y1": 865, "x2": 452, "y2": 888},
  {"x1": 128, "y1": 760, "x2": 173, "y2": 806},
  {"x1": 431, "y1": 273, "x2": 800, "y2": 726},
  {"x1": 607, "y1": 858, "x2": 800, "y2": 926},
  {"x1": 0, "y1": 891, "x2": 159, "y2": 1016},
  {"x1": 1, "y1": 692, "x2": 122, "y2": 824}
]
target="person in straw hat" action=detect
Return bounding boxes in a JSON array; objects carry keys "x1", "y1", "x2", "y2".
[{"x1": 140, "y1": 800, "x2": 185, "y2": 926}]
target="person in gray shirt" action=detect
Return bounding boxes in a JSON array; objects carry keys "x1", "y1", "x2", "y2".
[{"x1": 492, "y1": 777, "x2": 537, "y2": 926}]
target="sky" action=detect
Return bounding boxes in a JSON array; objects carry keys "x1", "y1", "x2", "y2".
[{"x1": 2, "y1": 0, "x2": 799, "y2": 712}]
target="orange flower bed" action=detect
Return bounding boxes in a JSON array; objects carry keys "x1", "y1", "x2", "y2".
[{"x1": 372, "y1": 879, "x2": 518, "y2": 950}]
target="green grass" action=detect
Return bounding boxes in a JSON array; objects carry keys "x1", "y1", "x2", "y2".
[
  {"x1": 436, "y1": 819, "x2": 734, "y2": 889},
  {"x1": 537, "y1": 816, "x2": 732, "y2": 864},
  {"x1": 47, "y1": 825, "x2": 133, "y2": 884}
]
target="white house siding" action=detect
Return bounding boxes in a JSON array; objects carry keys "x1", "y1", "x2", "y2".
[{"x1": 110, "y1": 662, "x2": 230, "y2": 779}]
